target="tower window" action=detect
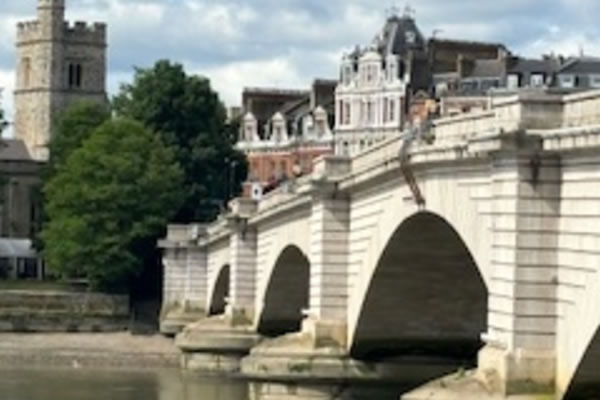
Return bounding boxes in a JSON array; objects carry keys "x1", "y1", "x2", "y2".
[
  {"x1": 68, "y1": 63, "x2": 83, "y2": 88},
  {"x1": 22, "y1": 58, "x2": 31, "y2": 87}
]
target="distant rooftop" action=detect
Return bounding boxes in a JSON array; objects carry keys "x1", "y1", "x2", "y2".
[{"x1": 0, "y1": 139, "x2": 33, "y2": 161}]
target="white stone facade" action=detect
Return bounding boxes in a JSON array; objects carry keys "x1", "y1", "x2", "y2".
[
  {"x1": 14, "y1": 0, "x2": 107, "y2": 161},
  {"x1": 334, "y1": 13, "x2": 427, "y2": 157},
  {"x1": 335, "y1": 49, "x2": 406, "y2": 156}
]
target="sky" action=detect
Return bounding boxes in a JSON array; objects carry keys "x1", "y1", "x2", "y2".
[{"x1": 1, "y1": 0, "x2": 600, "y2": 128}]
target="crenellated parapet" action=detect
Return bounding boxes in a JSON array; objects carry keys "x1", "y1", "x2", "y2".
[
  {"x1": 16, "y1": 21, "x2": 42, "y2": 45},
  {"x1": 64, "y1": 21, "x2": 106, "y2": 46},
  {"x1": 16, "y1": 20, "x2": 106, "y2": 46}
]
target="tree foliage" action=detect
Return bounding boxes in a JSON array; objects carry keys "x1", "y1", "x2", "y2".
[
  {"x1": 34, "y1": 101, "x2": 111, "y2": 251},
  {"x1": 47, "y1": 101, "x2": 111, "y2": 176},
  {"x1": 41, "y1": 119, "x2": 184, "y2": 291},
  {"x1": 113, "y1": 60, "x2": 247, "y2": 223}
]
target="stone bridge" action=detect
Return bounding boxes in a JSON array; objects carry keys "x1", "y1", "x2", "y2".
[{"x1": 160, "y1": 90, "x2": 600, "y2": 399}]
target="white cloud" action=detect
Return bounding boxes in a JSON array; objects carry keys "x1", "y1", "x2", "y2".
[
  {"x1": 520, "y1": 29, "x2": 600, "y2": 58},
  {"x1": 189, "y1": 57, "x2": 305, "y2": 106}
]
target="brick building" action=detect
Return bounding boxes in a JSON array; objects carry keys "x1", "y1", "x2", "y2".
[{"x1": 236, "y1": 80, "x2": 336, "y2": 197}]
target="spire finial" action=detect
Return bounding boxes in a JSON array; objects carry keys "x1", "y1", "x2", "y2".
[
  {"x1": 403, "y1": 4, "x2": 416, "y2": 18},
  {"x1": 385, "y1": 2, "x2": 401, "y2": 18}
]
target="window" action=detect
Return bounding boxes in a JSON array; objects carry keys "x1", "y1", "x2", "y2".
[
  {"x1": 366, "y1": 66, "x2": 372, "y2": 83},
  {"x1": 590, "y1": 75, "x2": 600, "y2": 88},
  {"x1": 388, "y1": 62, "x2": 396, "y2": 82},
  {"x1": 22, "y1": 58, "x2": 31, "y2": 87},
  {"x1": 383, "y1": 98, "x2": 388, "y2": 123},
  {"x1": 68, "y1": 63, "x2": 83, "y2": 88},
  {"x1": 559, "y1": 74, "x2": 575, "y2": 88},
  {"x1": 338, "y1": 101, "x2": 344, "y2": 126},
  {"x1": 343, "y1": 66, "x2": 352, "y2": 86},
  {"x1": 343, "y1": 102, "x2": 351, "y2": 125},
  {"x1": 367, "y1": 101, "x2": 373, "y2": 125},
  {"x1": 530, "y1": 73, "x2": 545, "y2": 88},
  {"x1": 389, "y1": 99, "x2": 395, "y2": 122},
  {"x1": 274, "y1": 126, "x2": 282, "y2": 142},
  {"x1": 507, "y1": 74, "x2": 520, "y2": 89},
  {"x1": 245, "y1": 125, "x2": 253, "y2": 141}
]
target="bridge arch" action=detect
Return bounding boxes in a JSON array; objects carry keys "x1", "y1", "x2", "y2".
[
  {"x1": 558, "y1": 270, "x2": 600, "y2": 399},
  {"x1": 256, "y1": 245, "x2": 310, "y2": 337},
  {"x1": 348, "y1": 211, "x2": 488, "y2": 361},
  {"x1": 208, "y1": 264, "x2": 230, "y2": 316}
]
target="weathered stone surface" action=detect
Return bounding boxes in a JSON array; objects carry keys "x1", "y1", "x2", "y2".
[
  {"x1": 14, "y1": 0, "x2": 107, "y2": 161},
  {"x1": 0, "y1": 290, "x2": 129, "y2": 333},
  {"x1": 175, "y1": 316, "x2": 261, "y2": 374}
]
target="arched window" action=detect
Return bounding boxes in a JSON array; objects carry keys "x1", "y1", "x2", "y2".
[{"x1": 22, "y1": 58, "x2": 31, "y2": 87}]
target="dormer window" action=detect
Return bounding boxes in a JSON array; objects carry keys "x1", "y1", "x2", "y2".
[
  {"x1": 343, "y1": 65, "x2": 352, "y2": 86},
  {"x1": 405, "y1": 31, "x2": 416, "y2": 44},
  {"x1": 507, "y1": 74, "x2": 520, "y2": 90},
  {"x1": 590, "y1": 75, "x2": 600, "y2": 88},
  {"x1": 274, "y1": 126, "x2": 282, "y2": 142},
  {"x1": 366, "y1": 66, "x2": 374, "y2": 83},
  {"x1": 559, "y1": 74, "x2": 575, "y2": 89},
  {"x1": 530, "y1": 73, "x2": 545, "y2": 88}
]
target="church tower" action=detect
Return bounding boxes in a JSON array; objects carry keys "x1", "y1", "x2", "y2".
[{"x1": 14, "y1": 0, "x2": 107, "y2": 161}]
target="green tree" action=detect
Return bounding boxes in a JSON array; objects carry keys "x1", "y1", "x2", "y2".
[
  {"x1": 113, "y1": 60, "x2": 247, "y2": 223},
  {"x1": 41, "y1": 118, "x2": 184, "y2": 291},
  {"x1": 34, "y1": 101, "x2": 110, "y2": 251},
  {"x1": 47, "y1": 101, "x2": 111, "y2": 176}
]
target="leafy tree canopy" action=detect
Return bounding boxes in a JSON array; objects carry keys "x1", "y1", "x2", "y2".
[
  {"x1": 41, "y1": 118, "x2": 184, "y2": 291},
  {"x1": 47, "y1": 101, "x2": 111, "y2": 176},
  {"x1": 113, "y1": 60, "x2": 247, "y2": 223}
]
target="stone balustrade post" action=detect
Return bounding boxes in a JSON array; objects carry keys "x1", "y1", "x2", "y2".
[{"x1": 226, "y1": 198, "x2": 258, "y2": 325}]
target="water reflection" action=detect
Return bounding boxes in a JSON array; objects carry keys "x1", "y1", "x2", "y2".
[{"x1": 0, "y1": 368, "x2": 247, "y2": 400}]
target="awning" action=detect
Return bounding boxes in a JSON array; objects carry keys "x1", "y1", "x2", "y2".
[{"x1": 0, "y1": 238, "x2": 37, "y2": 258}]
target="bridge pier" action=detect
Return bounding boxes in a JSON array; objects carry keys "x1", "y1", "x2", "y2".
[
  {"x1": 159, "y1": 225, "x2": 207, "y2": 336},
  {"x1": 161, "y1": 200, "x2": 263, "y2": 372}
]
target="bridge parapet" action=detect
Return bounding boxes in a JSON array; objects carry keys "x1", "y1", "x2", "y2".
[
  {"x1": 164, "y1": 224, "x2": 205, "y2": 244},
  {"x1": 562, "y1": 89, "x2": 600, "y2": 127}
]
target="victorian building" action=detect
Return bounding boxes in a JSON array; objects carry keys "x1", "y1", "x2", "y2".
[
  {"x1": 334, "y1": 12, "x2": 429, "y2": 156},
  {"x1": 237, "y1": 80, "x2": 336, "y2": 198}
]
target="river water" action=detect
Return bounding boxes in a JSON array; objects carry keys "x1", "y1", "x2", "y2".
[{"x1": 0, "y1": 369, "x2": 248, "y2": 400}]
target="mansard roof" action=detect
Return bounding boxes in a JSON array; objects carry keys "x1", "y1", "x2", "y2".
[
  {"x1": 378, "y1": 15, "x2": 426, "y2": 56},
  {"x1": 559, "y1": 57, "x2": 600, "y2": 74}
]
